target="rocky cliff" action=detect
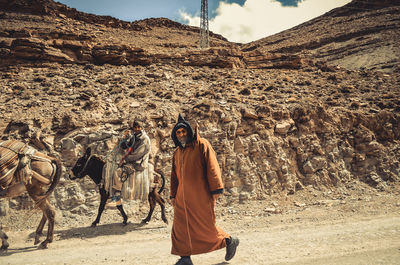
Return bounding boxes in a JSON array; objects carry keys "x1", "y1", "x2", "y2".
[{"x1": 0, "y1": 0, "x2": 399, "y2": 217}]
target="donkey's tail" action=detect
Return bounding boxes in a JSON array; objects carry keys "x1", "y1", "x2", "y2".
[
  {"x1": 32, "y1": 156, "x2": 62, "y2": 209},
  {"x1": 155, "y1": 170, "x2": 165, "y2": 194},
  {"x1": 42, "y1": 157, "x2": 62, "y2": 197}
]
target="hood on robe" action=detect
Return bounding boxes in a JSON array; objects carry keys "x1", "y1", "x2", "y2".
[{"x1": 171, "y1": 114, "x2": 196, "y2": 148}]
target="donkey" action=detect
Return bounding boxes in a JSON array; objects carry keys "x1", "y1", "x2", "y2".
[
  {"x1": 0, "y1": 140, "x2": 62, "y2": 249},
  {"x1": 70, "y1": 147, "x2": 167, "y2": 227}
]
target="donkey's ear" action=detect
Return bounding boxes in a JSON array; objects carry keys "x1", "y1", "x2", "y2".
[{"x1": 85, "y1": 147, "x2": 92, "y2": 157}]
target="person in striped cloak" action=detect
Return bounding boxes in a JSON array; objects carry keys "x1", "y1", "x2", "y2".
[{"x1": 107, "y1": 120, "x2": 152, "y2": 205}]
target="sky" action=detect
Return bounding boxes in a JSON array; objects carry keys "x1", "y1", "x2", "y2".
[{"x1": 56, "y1": 0, "x2": 352, "y2": 43}]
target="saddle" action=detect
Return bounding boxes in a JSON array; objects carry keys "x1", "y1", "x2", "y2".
[
  {"x1": 0, "y1": 140, "x2": 50, "y2": 190},
  {"x1": 0, "y1": 140, "x2": 29, "y2": 188}
]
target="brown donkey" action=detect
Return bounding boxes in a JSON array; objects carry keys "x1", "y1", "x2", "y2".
[{"x1": 0, "y1": 140, "x2": 62, "y2": 249}]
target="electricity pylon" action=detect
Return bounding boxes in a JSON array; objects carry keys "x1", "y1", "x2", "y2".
[{"x1": 200, "y1": 0, "x2": 209, "y2": 48}]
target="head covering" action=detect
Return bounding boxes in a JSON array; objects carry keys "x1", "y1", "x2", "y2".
[
  {"x1": 171, "y1": 114, "x2": 195, "y2": 148},
  {"x1": 130, "y1": 120, "x2": 143, "y2": 138},
  {"x1": 131, "y1": 120, "x2": 142, "y2": 129},
  {"x1": 175, "y1": 122, "x2": 188, "y2": 130}
]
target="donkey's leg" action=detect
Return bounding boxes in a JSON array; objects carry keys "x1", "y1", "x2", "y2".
[
  {"x1": 25, "y1": 183, "x2": 51, "y2": 248},
  {"x1": 92, "y1": 188, "x2": 108, "y2": 227},
  {"x1": 142, "y1": 190, "x2": 156, "y2": 224},
  {"x1": 156, "y1": 193, "x2": 168, "y2": 224},
  {"x1": 116, "y1": 204, "x2": 128, "y2": 225},
  {"x1": 37, "y1": 200, "x2": 56, "y2": 249},
  {"x1": 0, "y1": 229, "x2": 9, "y2": 250},
  {"x1": 34, "y1": 214, "x2": 47, "y2": 245}
]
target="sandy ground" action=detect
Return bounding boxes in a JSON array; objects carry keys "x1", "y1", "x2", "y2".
[{"x1": 1, "y1": 184, "x2": 400, "y2": 265}]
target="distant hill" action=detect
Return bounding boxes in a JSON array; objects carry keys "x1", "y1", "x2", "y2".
[
  {"x1": 0, "y1": 0, "x2": 226, "y2": 39},
  {"x1": 1, "y1": 0, "x2": 398, "y2": 72},
  {"x1": 241, "y1": 0, "x2": 400, "y2": 72}
]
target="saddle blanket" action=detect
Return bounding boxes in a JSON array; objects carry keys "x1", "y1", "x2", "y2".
[
  {"x1": 102, "y1": 160, "x2": 154, "y2": 202},
  {"x1": 0, "y1": 140, "x2": 38, "y2": 189},
  {"x1": 0, "y1": 140, "x2": 27, "y2": 188}
]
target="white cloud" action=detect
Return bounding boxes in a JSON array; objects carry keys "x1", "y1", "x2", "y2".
[{"x1": 180, "y1": 0, "x2": 352, "y2": 43}]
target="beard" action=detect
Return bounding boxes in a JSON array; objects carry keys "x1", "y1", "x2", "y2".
[{"x1": 178, "y1": 136, "x2": 187, "y2": 147}]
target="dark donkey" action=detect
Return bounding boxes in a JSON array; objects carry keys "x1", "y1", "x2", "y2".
[{"x1": 70, "y1": 147, "x2": 167, "y2": 227}]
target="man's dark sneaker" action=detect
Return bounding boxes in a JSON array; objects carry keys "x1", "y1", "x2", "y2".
[
  {"x1": 174, "y1": 256, "x2": 194, "y2": 265},
  {"x1": 225, "y1": 236, "x2": 239, "y2": 261}
]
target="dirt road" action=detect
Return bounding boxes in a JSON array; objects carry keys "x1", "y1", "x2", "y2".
[{"x1": 1, "y1": 189, "x2": 400, "y2": 265}]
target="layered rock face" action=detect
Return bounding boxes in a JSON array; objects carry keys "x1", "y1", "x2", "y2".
[
  {"x1": 0, "y1": 0, "x2": 399, "y2": 214},
  {"x1": 0, "y1": 13, "x2": 300, "y2": 69},
  {"x1": 1, "y1": 62, "x2": 399, "y2": 212}
]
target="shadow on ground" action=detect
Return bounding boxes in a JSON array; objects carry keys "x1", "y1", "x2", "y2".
[
  {"x1": 28, "y1": 222, "x2": 166, "y2": 241},
  {"x1": 0, "y1": 222, "x2": 167, "y2": 256},
  {"x1": 0, "y1": 246, "x2": 37, "y2": 257}
]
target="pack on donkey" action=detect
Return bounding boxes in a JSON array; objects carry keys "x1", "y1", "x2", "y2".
[
  {"x1": 71, "y1": 120, "x2": 167, "y2": 227},
  {"x1": 0, "y1": 140, "x2": 62, "y2": 249}
]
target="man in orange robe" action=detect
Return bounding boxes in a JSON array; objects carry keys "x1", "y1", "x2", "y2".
[{"x1": 170, "y1": 114, "x2": 239, "y2": 265}]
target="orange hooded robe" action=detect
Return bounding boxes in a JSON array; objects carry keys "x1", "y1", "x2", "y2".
[{"x1": 170, "y1": 127, "x2": 229, "y2": 256}]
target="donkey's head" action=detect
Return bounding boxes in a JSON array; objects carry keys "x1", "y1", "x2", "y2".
[
  {"x1": 0, "y1": 226, "x2": 9, "y2": 251},
  {"x1": 70, "y1": 147, "x2": 92, "y2": 180}
]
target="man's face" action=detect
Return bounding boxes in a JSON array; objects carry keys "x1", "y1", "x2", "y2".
[
  {"x1": 133, "y1": 126, "x2": 142, "y2": 134},
  {"x1": 176, "y1": 128, "x2": 187, "y2": 145}
]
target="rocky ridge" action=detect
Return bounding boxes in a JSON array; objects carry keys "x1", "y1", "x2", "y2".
[
  {"x1": 0, "y1": 0, "x2": 399, "y2": 225},
  {"x1": 242, "y1": 0, "x2": 400, "y2": 72}
]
